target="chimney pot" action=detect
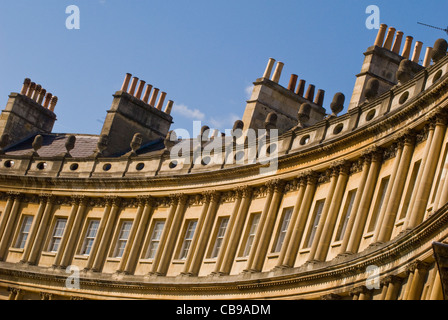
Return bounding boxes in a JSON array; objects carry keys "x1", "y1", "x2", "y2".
[
  {"x1": 423, "y1": 47, "x2": 433, "y2": 67},
  {"x1": 262, "y1": 58, "x2": 276, "y2": 79},
  {"x1": 135, "y1": 80, "x2": 146, "y2": 99},
  {"x1": 287, "y1": 74, "x2": 298, "y2": 91},
  {"x1": 392, "y1": 31, "x2": 404, "y2": 54},
  {"x1": 128, "y1": 77, "x2": 139, "y2": 96},
  {"x1": 21, "y1": 78, "x2": 31, "y2": 95},
  {"x1": 374, "y1": 24, "x2": 388, "y2": 47},
  {"x1": 296, "y1": 80, "x2": 306, "y2": 97},
  {"x1": 49, "y1": 96, "x2": 58, "y2": 112},
  {"x1": 271, "y1": 62, "x2": 284, "y2": 83},
  {"x1": 142, "y1": 84, "x2": 153, "y2": 104},
  {"x1": 27, "y1": 82, "x2": 36, "y2": 98},
  {"x1": 32, "y1": 85, "x2": 42, "y2": 101},
  {"x1": 164, "y1": 100, "x2": 174, "y2": 115},
  {"x1": 314, "y1": 89, "x2": 325, "y2": 107},
  {"x1": 156, "y1": 92, "x2": 167, "y2": 111},
  {"x1": 401, "y1": 36, "x2": 414, "y2": 59},
  {"x1": 37, "y1": 89, "x2": 46, "y2": 105},
  {"x1": 43, "y1": 93, "x2": 53, "y2": 108},
  {"x1": 149, "y1": 88, "x2": 160, "y2": 107},
  {"x1": 121, "y1": 73, "x2": 132, "y2": 92},
  {"x1": 383, "y1": 27, "x2": 396, "y2": 50},
  {"x1": 304, "y1": 84, "x2": 315, "y2": 102}
]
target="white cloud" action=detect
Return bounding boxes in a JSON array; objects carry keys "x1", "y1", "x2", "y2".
[
  {"x1": 208, "y1": 113, "x2": 240, "y2": 130},
  {"x1": 245, "y1": 84, "x2": 254, "y2": 99},
  {"x1": 173, "y1": 103, "x2": 205, "y2": 120}
]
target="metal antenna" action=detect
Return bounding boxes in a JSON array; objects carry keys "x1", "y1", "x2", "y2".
[{"x1": 418, "y1": 22, "x2": 448, "y2": 35}]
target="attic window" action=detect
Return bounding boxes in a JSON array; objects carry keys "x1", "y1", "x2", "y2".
[
  {"x1": 37, "y1": 162, "x2": 47, "y2": 170},
  {"x1": 4, "y1": 160, "x2": 14, "y2": 168},
  {"x1": 103, "y1": 163, "x2": 112, "y2": 171}
]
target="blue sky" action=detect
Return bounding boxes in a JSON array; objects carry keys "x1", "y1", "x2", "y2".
[{"x1": 0, "y1": 1, "x2": 447, "y2": 136}]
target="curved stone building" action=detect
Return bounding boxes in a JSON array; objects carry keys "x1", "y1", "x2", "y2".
[{"x1": 0, "y1": 24, "x2": 447, "y2": 300}]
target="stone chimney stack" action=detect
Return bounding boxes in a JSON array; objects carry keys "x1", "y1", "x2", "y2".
[
  {"x1": 0, "y1": 78, "x2": 57, "y2": 146},
  {"x1": 348, "y1": 24, "x2": 423, "y2": 110},
  {"x1": 99, "y1": 73, "x2": 174, "y2": 156},
  {"x1": 242, "y1": 58, "x2": 326, "y2": 134}
]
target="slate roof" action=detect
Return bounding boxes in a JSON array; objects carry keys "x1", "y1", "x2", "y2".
[{"x1": 4, "y1": 134, "x2": 167, "y2": 158}]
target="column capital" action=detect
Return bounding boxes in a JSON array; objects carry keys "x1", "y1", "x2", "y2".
[
  {"x1": 104, "y1": 195, "x2": 121, "y2": 207},
  {"x1": 305, "y1": 170, "x2": 319, "y2": 185},
  {"x1": 136, "y1": 195, "x2": 155, "y2": 206},
  {"x1": 350, "y1": 285, "x2": 370, "y2": 296},
  {"x1": 381, "y1": 275, "x2": 403, "y2": 286},
  {"x1": 7, "y1": 191, "x2": 22, "y2": 201},
  {"x1": 407, "y1": 260, "x2": 431, "y2": 273},
  {"x1": 266, "y1": 179, "x2": 286, "y2": 193},
  {"x1": 320, "y1": 293, "x2": 342, "y2": 300},
  {"x1": 398, "y1": 129, "x2": 416, "y2": 146}
]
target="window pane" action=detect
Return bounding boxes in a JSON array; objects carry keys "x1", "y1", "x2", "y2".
[
  {"x1": 243, "y1": 214, "x2": 261, "y2": 257},
  {"x1": 49, "y1": 219, "x2": 67, "y2": 252},
  {"x1": 368, "y1": 177, "x2": 390, "y2": 232},
  {"x1": 211, "y1": 218, "x2": 229, "y2": 258},
  {"x1": 273, "y1": 208, "x2": 293, "y2": 253},
  {"x1": 16, "y1": 216, "x2": 33, "y2": 249},
  {"x1": 179, "y1": 220, "x2": 197, "y2": 260},
  {"x1": 335, "y1": 190, "x2": 357, "y2": 241},
  {"x1": 114, "y1": 221, "x2": 132, "y2": 258},
  {"x1": 81, "y1": 220, "x2": 100, "y2": 256},
  {"x1": 146, "y1": 221, "x2": 165, "y2": 259},
  {"x1": 306, "y1": 200, "x2": 325, "y2": 248}
]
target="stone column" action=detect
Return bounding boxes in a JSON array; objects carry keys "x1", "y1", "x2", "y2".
[
  {"x1": 117, "y1": 197, "x2": 150, "y2": 273},
  {"x1": 181, "y1": 194, "x2": 211, "y2": 275},
  {"x1": 84, "y1": 198, "x2": 113, "y2": 270},
  {"x1": 429, "y1": 270, "x2": 444, "y2": 300},
  {"x1": 150, "y1": 195, "x2": 179, "y2": 274},
  {"x1": 52, "y1": 197, "x2": 81, "y2": 267},
  {"x1": 123, "y1": 197, "x2": 155, "y2": 274},
  {"x1": 91, "y1": 198, "x2": 122, "y2": 272},
  {"x1": 377, "y1": 133, "x2": 415, "y2": 242},
  {"x1": 372, "y1": 142, "x2": 403, "y2": 243},
  {"x1": 340, "y1": 156, "x2": 372, "y2": 254},
  {"x1": 217, "y1": 187, "x2": 252, "y2": 275},
  {"x1": 404, "y1": 124, "x2": 434, "y2": 227},
  {"x1": 351, "y1": 286, "x2": 371, "y2": 300},
  {"x1": 280, "y1": 171, "x2": 318, "y2": 268},
  {"x1": 59, "y1": 197, "x2": 88, "y2": 268},
  {"x1": 346, "y1": 148, "x2": 383, "y2": 254},
  {"x1": 407, "y1": 261, "x2": 430, "y2": 300},
  {"x1": 408, "y1": 115, "x2": 447, "y2": 229},
  {"x1": 187, "y1": 192, "x2": 221, "y2": 276},
  {"x1": 307, "y1": 167, "x2": 339, "y2": 262},
  {"x1": 155, "y1": 194, "x2": 188, "y2": 276},
  {"x1": 27, "y1": 195, "x2": 54, "y2": 265},
  {"x1": 212, "y1": 188, "x2": 243, "y2": 275},
  {"x1": 0, "y1": 192, "x2": 22, "y2": 260},
  {"x1": 0, "y1": 193, "x2": 18, "y2": 247},
  {"x1": 20, "y1": 196, "x2": 48, "y2": 263},
  {"x1": 249, "y1": 180, "x2": 286, "y2": 272},
  {"x1": 244, "y1": 182, "x2": 275, "y2": 272},
  {"x1": 383, "y1": 275, "x2": 403, "y2": 300},
  {"x1": 276, "y1": 176, "x2": 306, "y2": 269},
  {"x1": 314, "y1": 161, "x2": 351, "y2": 261}
]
